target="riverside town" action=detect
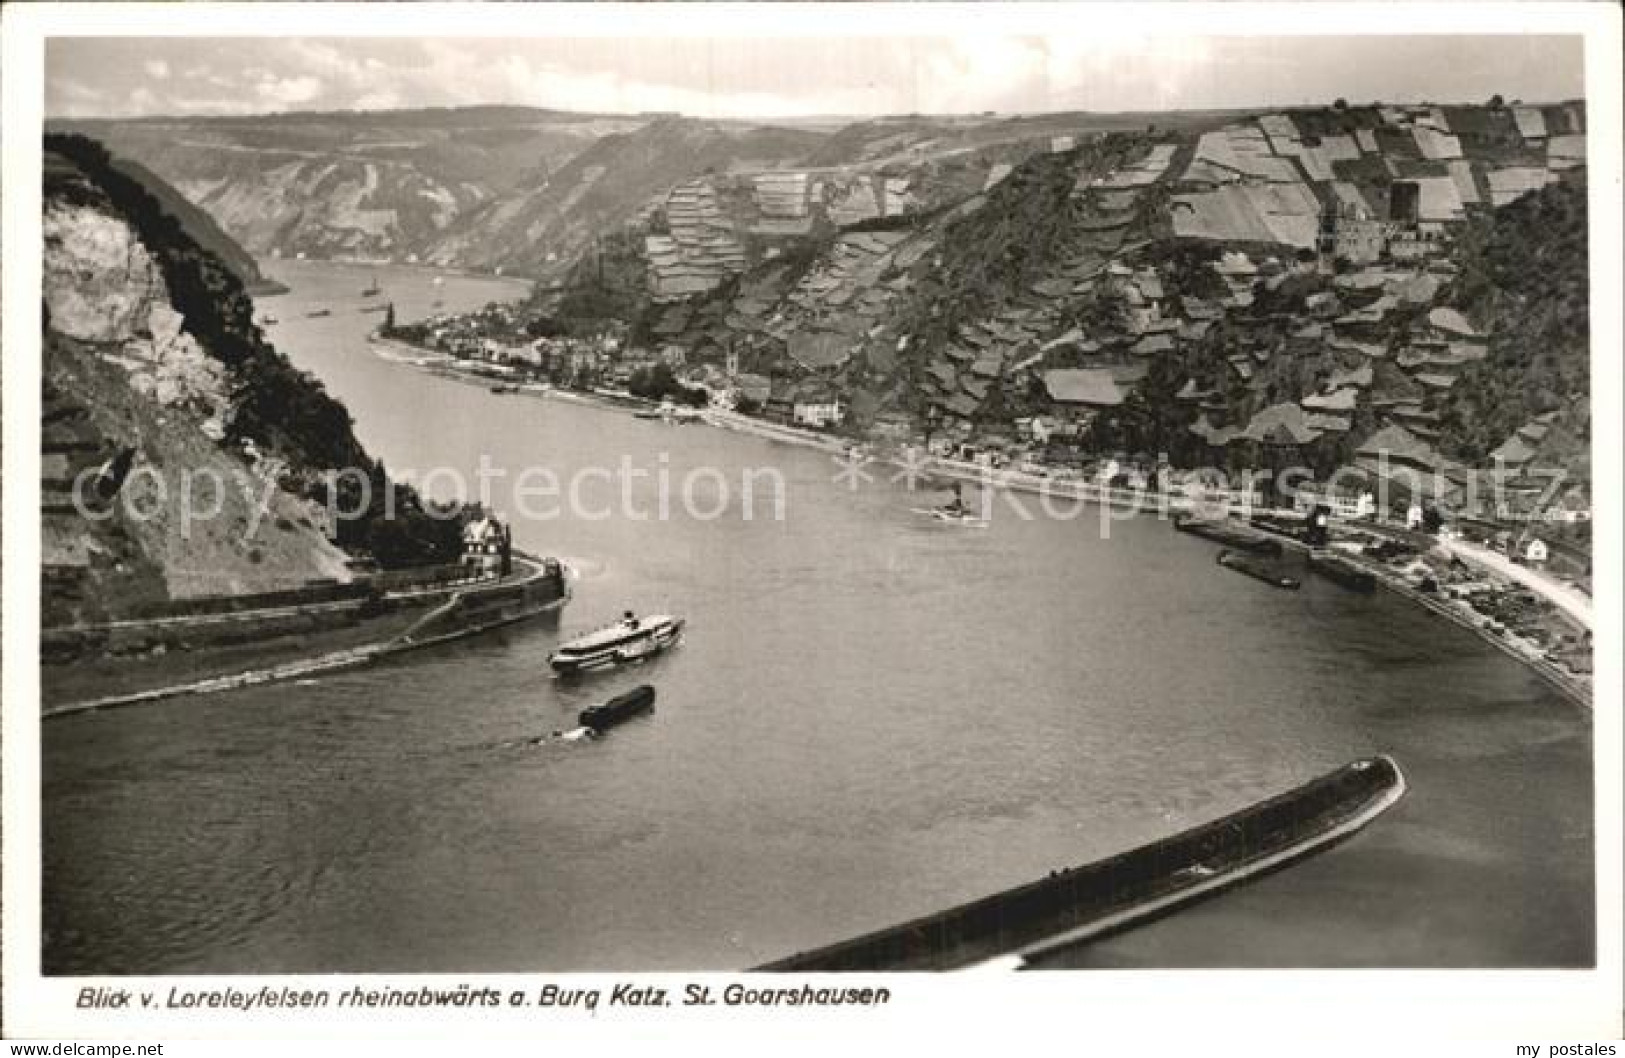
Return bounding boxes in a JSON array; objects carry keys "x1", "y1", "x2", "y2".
[{"x1": 18, "y1": 20, "x2": 1612, "y2": 1034}]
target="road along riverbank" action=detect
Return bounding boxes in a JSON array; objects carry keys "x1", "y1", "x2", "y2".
[{"x1": 40, "y1": 556, "x2": 569, "y2": 719}]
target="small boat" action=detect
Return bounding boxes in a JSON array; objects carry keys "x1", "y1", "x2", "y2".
[
  {"x1": 549, "y1": 612, "x2": 685, "y2": 675},
  {"x1": 259, "y1": 314, "x2": 279, "y2": 326},
  {"x1": 1217, "y1": 549, "x2": 1300, "y2": 589},
  {"x1": 634, "y1": 398, "x2": 684, "y2": 421},
  {"x1": 489, "y1": 383, "x2": 521, "y2": 394},
  {"x1": 578, "y1": 684, "x2": 656, "y2": 734},
  {"x1": 305, "y1": 308, "x2": 332, "y2": 318},
  {"x1": 361, "y1": 275, "x2": 382, "y2": 297},
  {"x1": 912, "y1": 506, "x2": 988, "y2": 528},
  {"x1": 913, "y1": 482, "x2": 987, "y2": 527},
  {"x1": 1308, "y1": 550, "x2": 1377, "y2": 592},
  {"x1": 359, "y1": 303, "x2": 390, "y2": 314}
]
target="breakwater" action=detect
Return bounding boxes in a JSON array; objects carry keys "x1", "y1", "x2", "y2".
[{"x1": 756, "y1": 756, "x2": 1406, "y2": 972}]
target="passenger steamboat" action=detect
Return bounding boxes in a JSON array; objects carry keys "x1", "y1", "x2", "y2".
[{"x1": 548, "y1": 611, "x2": 685, "y2": 675}]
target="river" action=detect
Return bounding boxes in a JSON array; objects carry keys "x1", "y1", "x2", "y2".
[{"x1": 41, "y1": 260, "x2": 1594, "y2": 973}]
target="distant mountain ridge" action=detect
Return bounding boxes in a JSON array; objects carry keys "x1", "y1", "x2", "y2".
[
  {"x1": 48, "y1": 104, "x2": 1238, "y2": 281},
  {"x1": 48, "y1": 107, "x2": 647, "y2": 275}
]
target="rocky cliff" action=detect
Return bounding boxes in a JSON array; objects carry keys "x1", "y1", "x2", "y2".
[
  {"x1": 43, "y1": 147, "x2": 355, "y2": 623},
  {"x1": 41, "y1": 137, "x2": 468, "y2": 625}
]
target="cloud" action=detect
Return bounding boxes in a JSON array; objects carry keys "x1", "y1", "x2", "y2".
[
  {"x1": 43, "y1": 35, "x2": 1587, "y2": 121},
  {"x1": 254, "y1": 75, "x2": 324, "y2": 107},
  {"x1": 48, "y1": 77, "x2": 105, "y2": 104},
  {"x1": 353, "y1": 88, "x2": 405, "y2": 111},
  {"x1": 920, "y1": 37, "x2": 1048, "y2": 113}
]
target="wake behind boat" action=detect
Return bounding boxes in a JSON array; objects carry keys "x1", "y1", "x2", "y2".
[{"x1": 548, "y1": 611, "x2": 685, "y2": 675}]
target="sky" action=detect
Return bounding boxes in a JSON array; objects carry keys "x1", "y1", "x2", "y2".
[{"x1": 45, "y1": 34, "x2": 1585, "y2": 121}]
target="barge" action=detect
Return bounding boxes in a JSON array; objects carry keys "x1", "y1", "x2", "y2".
[
  {"x1": 755, "y1": 755, "x2": 1406, "y2": 972},
  {"x1": 1173, "y1": 514, "x2": 1283, "y2": 556},
  {"x1": 578, "y1": 684, "x2": 656, "y2": 733},
  {"x1": 1217, "y1": 549, "x2": 1301, "y2": 589},
  {"x1": 1249, "y1": 512, "x2": 1311, "y2": 540},
  {"x1": 1308, "y1": 550, "x2": 1377, "y2": 593}
]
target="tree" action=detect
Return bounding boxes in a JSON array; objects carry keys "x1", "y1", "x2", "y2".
[
  {"x1": 1333, "y1": 98, "x2": 1348, "y2": 111},
  {"x1": 1488, "y1": 93, "x2": 1506, "y2": 109}
]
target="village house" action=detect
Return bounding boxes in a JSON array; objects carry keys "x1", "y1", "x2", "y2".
[
  {"x1": 1293, "y1": 482, "x2": 1377, "y2": 520},
  {"x1": 731, "y1": 372, "x2": 772, "y2": 409},
  {"x1": 1331, "y1": 206, "x2": 1388, "y2": 265},
  {"x1": 1388, "y1": 228, "x2": 1445, "y2": 262},
  {"x1": 867, "y1": 410, "x2": 916, "y2": 442},
  {"x1": 461, "y1": 515, "x2": 510, "y2": 577},
  {"x1": 1542, "y1": 488, "x2": 1592, "y2": 524},
  {"x1": 1041, "y1": 367, "x2": 1127, "y2": 428},
  {"x1": 792, "y1": 383, "x2": 846, "y2": 429}
]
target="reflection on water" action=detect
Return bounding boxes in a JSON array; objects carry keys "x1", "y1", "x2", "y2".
[{"x1": 42, "y1": 260, "x2": 1593, "y2": 973}]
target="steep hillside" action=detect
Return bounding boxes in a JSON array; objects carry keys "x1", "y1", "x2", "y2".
[
  {"x1": 73, "y1": 96, "x2": 1590, "y2": 521},
  {"x1": 400, "y1": 113, "x2": 1100, "y2": 279},
  {"x1": 52, "y1": 106, "x2": 1234, "y2": 282},
  {"x1": 509, "y1": 98, "x2": 1589, "y2": 522},
  {"x1": 800, "y1": 108, "x2": 1237, "y2": 169},
  {"x1": 42, "y1": 135, "x2": 471, "y2": 623},
  {"x1": 106, "y1": 155, "x2": 288, "y2": 295},
  {"x1": 50, "y1": 107, "x2": 642, "y2": 269},
  {"x1": 422, "y1": 117, "x2": 828, "y2": 279},
  {"x1": 1437, "y1": 175, "x2": 1590, "y2": 470}
]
